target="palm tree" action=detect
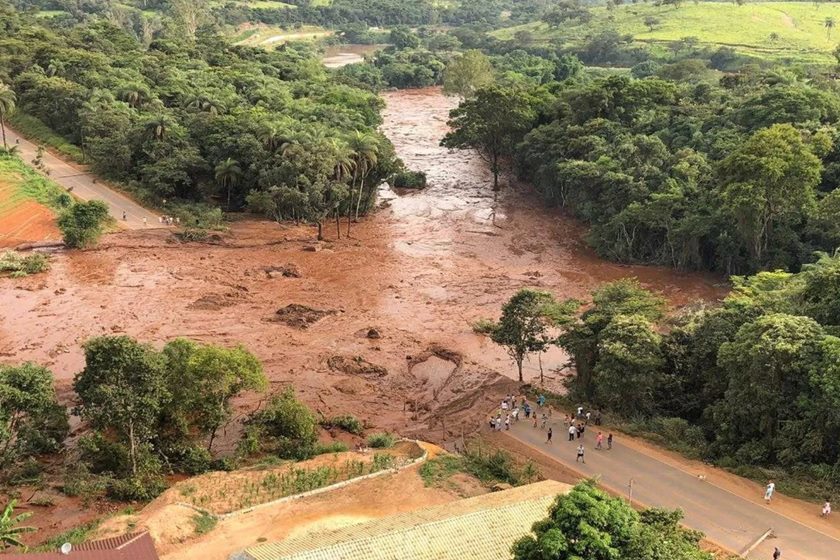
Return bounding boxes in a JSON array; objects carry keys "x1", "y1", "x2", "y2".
[
  {"x1": 185, "y1": 94, "x2": 224, "y2": 115},
  {"x1": 347, "y1": 131, "x2": 379, "y2": 227},
  {"x1": 118, "y1": 86, "x2": 148, "y2": 109},
  {"x1": 258, "y1": 123, "x2": 290, "y2": 153},
  {"x1": 0, "y1": 83, "x2": 16, "y2": 150},
  {"x1": 143, "y1": 114, "x2": 172, "y2": 141},
  {"x1": 0, "y1": 500, "x2": 35, "y2": 551},
  {"x1": 826, "y1": 17, "x2": 836, "y2": 39},
  {"x1": 215, "y1": 157, "x2": 242, "y2": 210}
]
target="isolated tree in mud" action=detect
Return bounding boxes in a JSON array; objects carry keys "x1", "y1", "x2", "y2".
[
  {"x1": 0, "y1": 363, "x2": 69, "y2": 474},
  {"x1": 73, "y1": 336, "x2": 167, "y2": 476},
  {"x1": 442, "y1": 50, "x2": 494, "y2": 99},
  {"x1": 58, "y1": 200, "x2": 110, "y2": 248},
  {"x1": 441, "y1": 85, "x2": 537, "y2": 193},
  {"x1": 488, "y1": 289, "x2": 576, "y2": 383}
]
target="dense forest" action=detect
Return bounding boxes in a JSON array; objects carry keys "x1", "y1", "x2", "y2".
[{"x1": 1, "y1": 1, "x2": 398, "y2": 234}]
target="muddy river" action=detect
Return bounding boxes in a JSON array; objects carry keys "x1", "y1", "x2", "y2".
[{"x1": 0, "y1": 87, "x2": 726, "y2": 444}]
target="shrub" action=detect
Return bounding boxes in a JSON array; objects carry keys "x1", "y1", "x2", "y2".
[
  {"x1": 192, "y1": 512, "x2": 217, "y2": 535},
  {"x1": 320, "y1": 414, "x2": 364, "y2": 435},
  {"x1": 371, "y1": 452, "x2": 395, "y2": 471},
  {"x1": 366, "y1": 432, "x2": 395, "y2": 449},
  {"x1": 391, "y1": 170, "x2": 427, "y2": 189},
  {"x1": 58, "y1": 200, "x2": 110, "y2": 248},
  {"x1": 314, "y1": 441, "x2": 349, "y2": 455},
  {"x1": 107, "y1": 473, "x2": 166, "y2": 501},
  {"x1": 243, "y1": 388, "x2": 318, "y2": 460},
  {"x1": 0, "y1": 251, "x2": 50, "y2": 277},
  {"x1": 62, "y1": 465, "x2": 108, "y2": 506}
]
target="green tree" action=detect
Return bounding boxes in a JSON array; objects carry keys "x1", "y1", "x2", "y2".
[
  {"x1": 0, "y1": 363, "x2": 69, "y2": 470},
  {"x1": 242, "y1": 388, "x2": 318, "y2": 460},
  {"x1": 488, "y1": 289, "x2": 576, "y2": 383},
  {"x1": 57, "y1": 200, "x2": 110, "y2": 249},
  {"x1": 513, "y1": 482, "x2": 711, "y2": 560},
  {"x1": 0, "y1": 82, "x2": 15, "y2": 150},
  {"x1": 163, "y1": 339, "x2": 267, "y2": 452},
  {"x1": 442, "y1": 50, "x2": 494, "y2": 99},
  {"x1": 389, "y1": 26, "x2": 420, "y2": 49},
  {"x1": 559, "y1": 279, "x2": 665, "y2": 401},
  {"x1": 348, "y1": 131, "x2": 380, "y2": 225},
  {"x1": 718, "y1": 124, "x2": 821, "y2": 266},
  {"x1": 826, "y1": 17, "x2": 836, "y2": 39},
  {"x1": 715, "y1": 314, "x2": 824, "y2": 464},
  {"x1": 441, "y1": 85, "x2": 538, "y2": 193},
  {"x1": 73, "y1": 336, "x2": 167, "y2": 476},
  {"x1": 594, "y1": 314, "x2": 664, "y2": 416},
  {"x1": 214, "y1": 157, "x2": 242, "y2": 210},
  {"x1": 0, "y1": 500, "x2": 35, "y2": 551}
]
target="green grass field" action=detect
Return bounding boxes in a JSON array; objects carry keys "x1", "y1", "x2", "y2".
[
  {"x1": 233, "y1": 24, "x2": 332, "y2": 47},
  {"x1": 494, "y1": 2, "x2": 840, "y2": 64}
]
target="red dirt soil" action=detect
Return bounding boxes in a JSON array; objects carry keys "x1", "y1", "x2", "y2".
[{"x1": 0, "y1": 179, "x2": 60, "y2": 247}]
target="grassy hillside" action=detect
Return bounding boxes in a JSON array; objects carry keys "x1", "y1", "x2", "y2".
[{"x1": 494, "y1": 2, "x2": 840, "y2": 64}]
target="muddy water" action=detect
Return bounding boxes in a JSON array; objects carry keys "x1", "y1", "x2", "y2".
[
  {"x1": 322, "y1": 44, "x2": 385, "y2": 68},
  {"x1": 0, "y1": 87, "x2": 726, "y2": 446}
]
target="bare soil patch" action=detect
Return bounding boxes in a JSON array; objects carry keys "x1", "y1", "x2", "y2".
[{"x1": 327, "y1": 354, "x2": 388, "y2": 377}]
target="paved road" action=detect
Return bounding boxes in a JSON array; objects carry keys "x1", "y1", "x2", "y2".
[
  {"x1": 5, "y1": 127, "x2": 161, "y2": 230},
  {"x1": 506, "y1": 419, "x2": 839, "y2": 560}
]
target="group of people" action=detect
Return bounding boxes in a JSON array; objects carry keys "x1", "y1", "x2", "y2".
[
  {"x1": 159, "y1": 215, "x2": 180, "y2": 226},
  {"x1": 488, "y1": 395, "x2": 614, "y2": 465}
]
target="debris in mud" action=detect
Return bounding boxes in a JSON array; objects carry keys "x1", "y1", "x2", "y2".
[
  {"x1": 272, "y1": 304, "x2": 335, "y2": 329},
  {"x1": 302, "y1": 244, "x2": 322, "y2": 252},
  {"x1": 327, "y1": 355, "x2": 388, "y2": 378},
  {"x1": 264, "y1": 264, "x2": 301, "y2": 278},
  {"x1": 187, "y1": 291, "x2": 248, "y2": 311},
  {"x1": 366, "y1": 328, "x2": 381, "y2": 339}
]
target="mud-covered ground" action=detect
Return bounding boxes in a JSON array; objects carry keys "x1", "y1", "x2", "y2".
[{"x1": 0, "y1": 88, "x2": 726, "y2": 444}]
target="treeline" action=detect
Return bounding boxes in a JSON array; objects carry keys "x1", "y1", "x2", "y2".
[
  {"x1": 442, "y1": 47, "x2": 840, "y2": 273},
  {"x1": 0, "y1": 3, "x2": 397, "y2": 232},
  {"x1": 1, "y1": 336, "x2": 323, "y2": 501},
  {"x1": 485, "y1": 255, "x2": 840, "y2": 496},
  {"x1": 561, "y1": 255, "x2": 840, "y2": 491}
]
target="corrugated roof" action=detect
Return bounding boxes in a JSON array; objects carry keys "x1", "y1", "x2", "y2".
[
  {"x1": 242, "y1": 480, "x2": 569, "y2": 560},
  {"x1": 3, "y1": 532, "x2": 159, "y2": 560}
]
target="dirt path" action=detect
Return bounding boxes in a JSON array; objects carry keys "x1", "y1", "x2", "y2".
[
  {"x1": 504, "y1": 419, "x2": 840, "y2": 560},
  {"x1": 5, "y1": 126, "x2": 161, "y2": 229}
]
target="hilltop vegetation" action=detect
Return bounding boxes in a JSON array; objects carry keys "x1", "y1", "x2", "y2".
[{"x1": 495, "y1": 2, "x2": 840, "y2": 64}]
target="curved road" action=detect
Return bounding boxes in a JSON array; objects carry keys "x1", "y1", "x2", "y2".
[
  {"x1": 5, "y1": 127, "x2": 161, "y2": 230},
  {"x1": 506, "y1": 420, "x2": 839, "y2": 560}
]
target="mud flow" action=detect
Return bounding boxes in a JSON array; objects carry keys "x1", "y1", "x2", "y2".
[{"x1": 0, "y1": 87, "x2": 726, "y2": 447}]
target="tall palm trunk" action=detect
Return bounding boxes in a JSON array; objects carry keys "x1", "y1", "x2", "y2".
[
  {"x1": 354, "y1": 175, "x2": 366, "y2": 221},
  {"x1": 347, "y1": 171, "x2": 357, "y2": 237},
  {"x1": 1, "y1": 119, "x2": 6, "y2": 150}
]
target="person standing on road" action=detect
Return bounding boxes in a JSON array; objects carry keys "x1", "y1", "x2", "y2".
[
  {"x1": 568, "y1": 424, "x2": 576, "y2": 441},
  {"x1": 504, "y1": 414, "x2": 510, "y2": 431},
  {"x1": 576, "y1": 444, "x2": 585, "y2": 463},
  {"x1": 143, "y1": 217, "x2": 147, "y2": 227},
  {"x1": 772, "y1": 546, "x2": 781, "y2": 559},
  {"x1": 607, "y1": 433, "x2": 613, "y2": 450},
  {"x1": 546, "y1": 427, "x2": 553, "y2": 444},
  {"x1": 596, "y1": 432, "x2": 604, "y2": 450},
  {"x1": 822, "y1": 500, "x2": 831, "y2": 517},
  {"x1": 122, "y1": 210, "x2": 127, "y2": 220},
  {"x1": 764, "y1": 480, "x2": 775, "y2": 503}
]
